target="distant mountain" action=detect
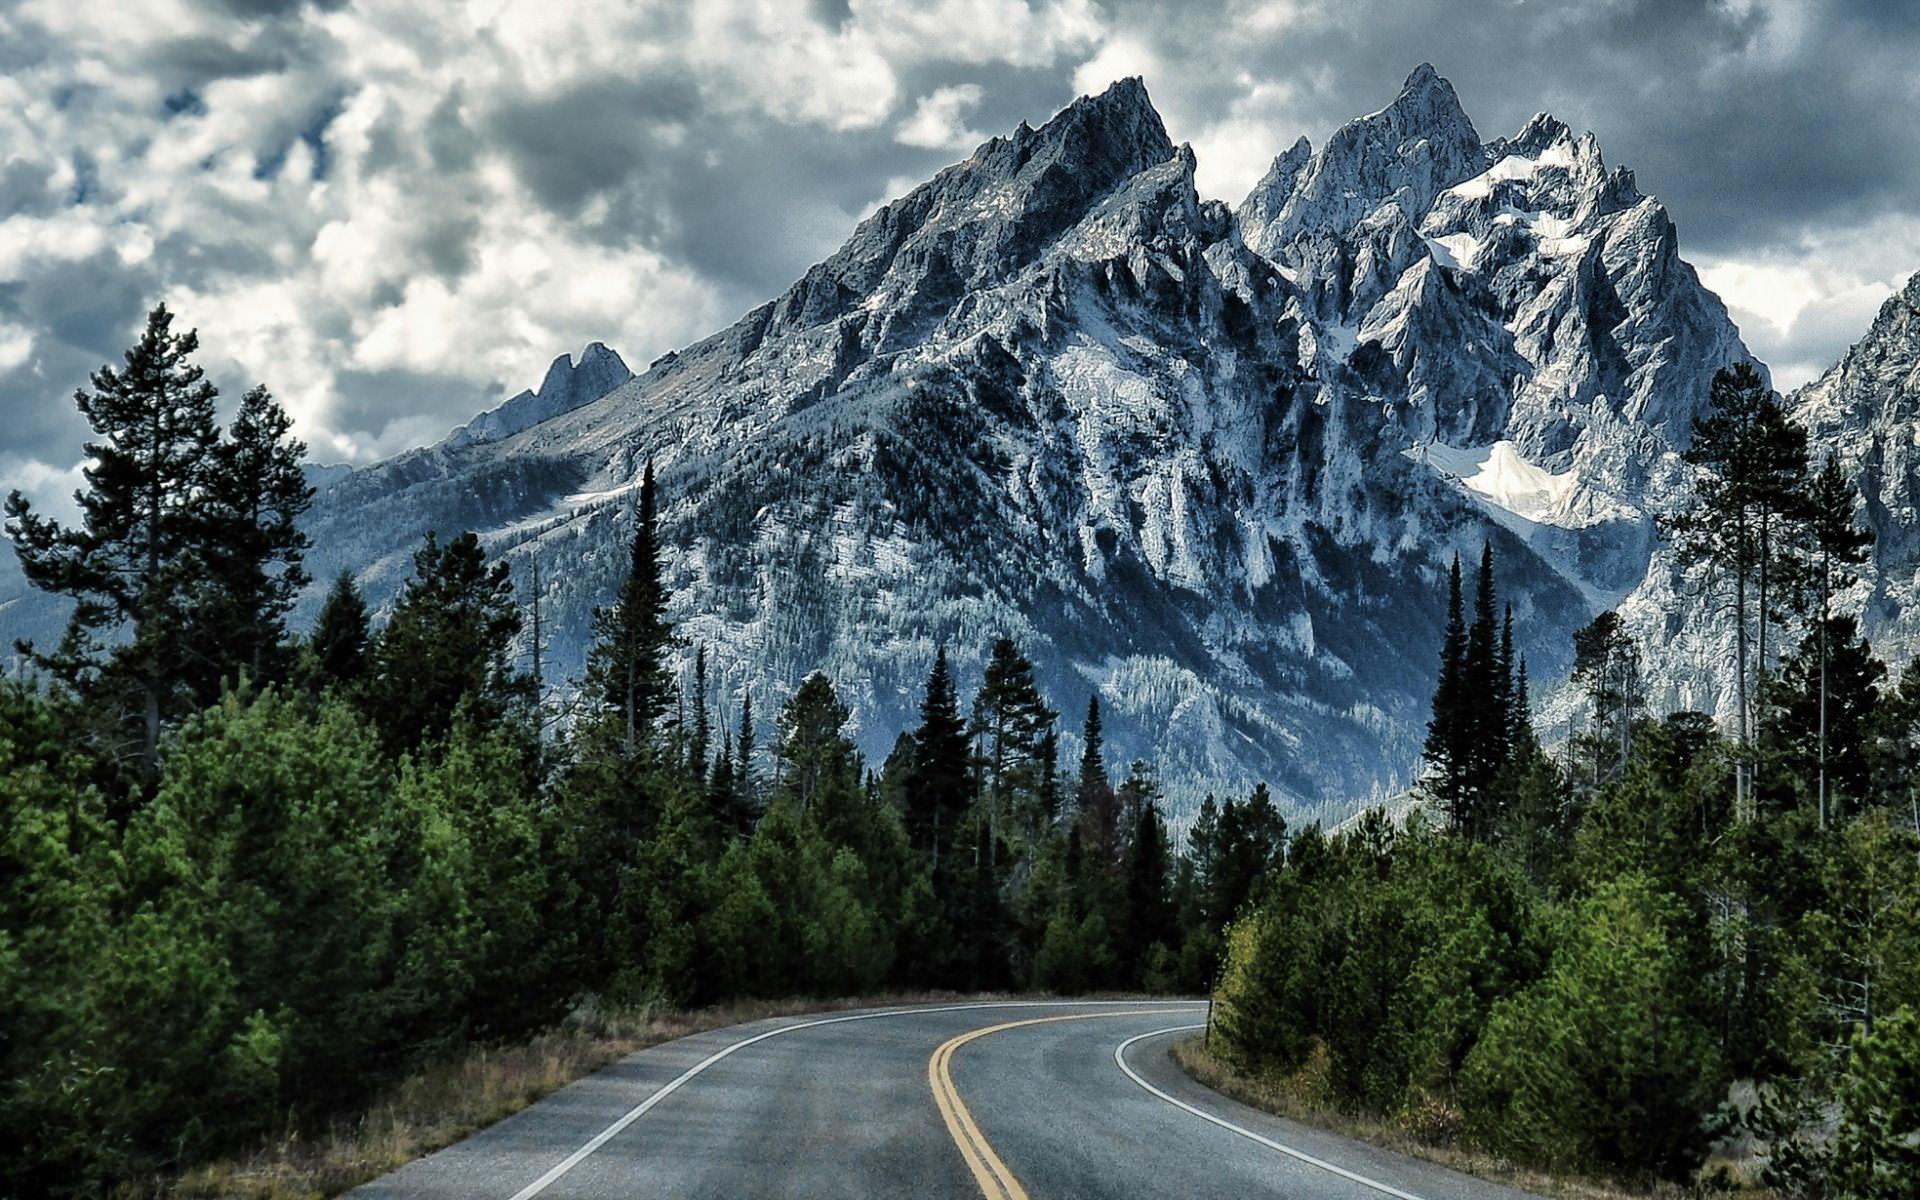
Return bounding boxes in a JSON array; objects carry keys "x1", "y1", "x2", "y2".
[
  {"x1": 445, "y1": 343, "x2": 633, "y2": 448},
  {"x1": 277, "y1": 66, "x2": 1775, "y2": 818}
]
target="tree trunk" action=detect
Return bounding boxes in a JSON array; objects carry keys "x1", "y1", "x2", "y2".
[
  {"x1": 1734, "y1": 556, "x2": 1751, "y2": 822},
  {"x1": 1818, "y1": 547, "x2": 1830, "y2": 829}
]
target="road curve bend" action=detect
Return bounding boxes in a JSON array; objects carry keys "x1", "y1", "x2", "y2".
[{"x1": 349, "y1": 999, "x2": 1544, "y2": 1199}]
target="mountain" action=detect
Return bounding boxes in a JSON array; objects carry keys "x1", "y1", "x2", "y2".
[
  {"x1": 1790, "y1": 272, "x2": 1920, "y2": 653},
  {"x1": 445, "y1": 343, "x2": 633, "y2": 448},
  {"x1": 282, "y1": 66, "x2": 1773, "y2": 818}
]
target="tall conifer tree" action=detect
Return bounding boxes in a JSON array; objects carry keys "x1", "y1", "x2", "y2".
[
  {"x1": 1462, "y1": 542, "x2": 1504, "y2": 817},
  {"x1": 194, "y1": 384, "x2": 314, "y2": 696},
  {"x1": 364, "y1": 531, "x2": 528, "y2": 754},
  {"x1": 1674, "y1": 362, "x2": 1790, "y2": 818},
  {"x1": 1424, "y1": 554, "x2": 1471, "y2": 827},
  {"x1": 908, "y1": 646, "x2": 970, "y2": 874},
  {"x1": 969, "y1": 637, "x2": 1055, "y2": 856},
  {"x1": 1076, "y1": 694, "x2": 1121, "y2": 865},
  {"x1": 5, "y1": 304, "x2": 221, "y2": 770},
  {"x1": 688, "y1": 645, "x2": 711, "y2": 784},
  {"x1": 1802, "y1": 453, "x2": 1873, "y2": 825},
  {"x1": 584, "y1": 459, "x2": 675, "y2": 753},
  {"x1": 307, "y1": 572, "x2": 370, "y2": 692}
]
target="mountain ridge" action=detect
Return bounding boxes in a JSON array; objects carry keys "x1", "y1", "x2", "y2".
[
  {"x1": 288, "y1": 69, "x2": 1704, "y2": 816},
  {"x1": 13, "y1": 68, "x2": 1917, "y2": 820}
]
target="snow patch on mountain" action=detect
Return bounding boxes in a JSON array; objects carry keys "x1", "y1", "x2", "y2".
[{"x1": 1418, "y1": 441, "x2": 1580, "y2": 526}]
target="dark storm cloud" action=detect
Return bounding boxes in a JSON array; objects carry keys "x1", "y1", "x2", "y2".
[
  {"x1": 0, "y1": 255, "x2": 161, "y2": 469},
  {"x1": 483, "y1": 56, "x2": 1069, "y2": 304}
]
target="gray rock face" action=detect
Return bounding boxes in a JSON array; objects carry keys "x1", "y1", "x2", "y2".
[
  {"x1": 14, "y1": 69, "x2": 1822, "y2": 818},
  {"x1": 446, "y1": 342, "x2": 633, "y2": 448},
  {"x1": 1790, "y1": 273, "x2": 1920, "y2": 654}
]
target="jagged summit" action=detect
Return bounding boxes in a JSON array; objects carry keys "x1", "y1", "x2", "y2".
[
  {"x1": 1788, "y1": 271, "x2": 1920, "y2": 655},
  {"x1": 761, "y1": 77, "x2": 1176, "y2": 342},
  {"x1": 446, "y1": 342, "x2": 633, "y2": 448},
  {"x1": 1241, "y1": 63, "x2": 1485, "y2": 259}
]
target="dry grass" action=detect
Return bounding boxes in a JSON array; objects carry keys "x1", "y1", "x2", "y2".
[
  {"x1": 1169, "y1": 1036, "x2": 1772, "y2": 1200},
  {"x1": 162, "y1": 990, "x2": 1009, "y2": 1200}
]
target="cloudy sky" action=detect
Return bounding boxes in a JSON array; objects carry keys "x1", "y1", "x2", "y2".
[{"x1": 4, "y1": 0, "x2": 1919, "y2": 517}]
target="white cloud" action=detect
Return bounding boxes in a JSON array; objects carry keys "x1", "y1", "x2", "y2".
[
  {"x1": 896, "y1": 84, "x2": 987, "y2": 151},
  {"x1": 0, "y1": 452, "x2": 86, "y2": 523},
  {"x1": 860, "y1": 0, "x2": 1104, "y2": 67},
  {"x1": 0, "y1": 325, "x2": 34, "y2": 373},
  {"x1": 3, "y1": 0, "x2": 1920, "y2": 485},
  {"x1": 1186, "y1": 75, "x2": 1313, "y2": 202},
  {"x1": 1697, "y1": 215, "x2": 1920, "y2": 389},
  {"x1": 1072, "y1": 35, "x2": 1164, "y2": 102}
]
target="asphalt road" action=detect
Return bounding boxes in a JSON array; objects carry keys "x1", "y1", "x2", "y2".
[{"x1": 350, "y1": 1000, "x2": 1544, "y2": 1199}]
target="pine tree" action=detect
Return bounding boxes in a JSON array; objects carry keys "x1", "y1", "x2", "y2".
[
  {"x1": 1510, "y1": 655, "x2": 1538, "y2": 757},
  {"x1": 306, "y1": 572, "x2": 370, "y2": 692},
  {"x1": 1121, "y1": 795, "x2": 1174, "y2": 984},
  {"x1": 907, "y1": 647, "x2": 970, "y2": 875},
  {"x1": 968, "y1": 637, "x2": 1056, "y2": 858},
  {"x1": 1674, "y1": 362, "x2": 1806, "y2": 819},
  {"x1": 1424, "y1": 554, "x2": 1471, "y2": 827},
  {"x1": 363, "y1": 531, "x2": 528, "y2": 755},
  {"x1": 5, "y1": 304, "x2": 221, "y2": 771},
  {"x1": 707, "y1": 722, "x2": 738, "y2": 833},
  {"x1": 193, "y1": 384, "x2": 314, "y2": 696},
  {"x1": 1188, "y1": 793, "x2": 1221, "y2": 894},
  {"x1": 1801, "y1": 453, "x2": 1874, "y2": 826},
  {"x1": 1764, "y1": 616, "x2": 1884, "y2": 817},
  {"x1": 1075, "y1": 694, "x2": 1121, "y2": 864},
  {"x1": 1571, "y1": 610, "x2": 1641, "y2": 785},
  {"x1": 1462, "y1": 543, "x2": 1505, "y2": 818},
  {"x1": 1497, "y1": 603, "x2": 1518, "y2": 755},
  {"x1": 772, "y1": 672, "x2": 857, "y2": 820},
  {"x1": 735, "y1": 689, "x2": 757, "y2": 820},
  {"x1": 1749, "y1": 393, "x2": 1810, "y2": 698},
  {"x1": 584, "y1": 459, "x2": 675, "y2": 754}
]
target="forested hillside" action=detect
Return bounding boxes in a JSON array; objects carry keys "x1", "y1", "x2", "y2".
[{"x1": 1, "y1": 308, "x2": 1275, "y2": 1196}]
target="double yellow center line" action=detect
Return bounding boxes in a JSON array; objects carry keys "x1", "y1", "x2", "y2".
[{"x1": 928, "y1": 1009, "x2": 1189, "y2": 1200}]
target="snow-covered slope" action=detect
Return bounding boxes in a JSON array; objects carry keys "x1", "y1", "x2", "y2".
[{"x1": 8, "y1": 68, "x2": 1805, "y2": 818}]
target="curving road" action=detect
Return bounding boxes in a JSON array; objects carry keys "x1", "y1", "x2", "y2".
[{"x1": 350, "y1": 1000, "x2": 1542, "y2": 1199}]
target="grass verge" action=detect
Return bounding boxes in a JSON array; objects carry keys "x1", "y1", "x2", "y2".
[
  {"x1": 1168, "y1": 1036, "x2": 1770, "y2": 1200},
  {"x1": 165, "y1": 990, "x2": 1011, "y2": 1200}
]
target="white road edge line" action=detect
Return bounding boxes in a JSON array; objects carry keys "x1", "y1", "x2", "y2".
[
  {"x1": 1114, "y1": 1025, "x2": 1428, "y2": 1200},
  {"x1": 505, "y1": 999, "x2": 1207, "y2": 1200}
]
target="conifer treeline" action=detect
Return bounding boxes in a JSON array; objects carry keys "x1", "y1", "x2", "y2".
[{"x1": 0, "y1": 307, "x2": 1276, "y2": 1195}]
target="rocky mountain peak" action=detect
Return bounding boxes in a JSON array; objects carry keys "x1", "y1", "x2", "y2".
[
  {"x1": 763, "y1": 76, "x2": 1177, "y2": 341},
  {"x1": 1239, "y1": 64, "x2": 1485, "y2": 261},
  {"x1": 446, "y1": 342, "x2": 633, "y2": 449},
  {"x1": 1507, "y1": 112, "x2": 1572, "y2": 155},
  {"x1": 1376, "y1": 62, "x2": 1481, "y2": 149},
  {"x1": 1794, "y1": 270, "x2": 1920, "y2": 438}
]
